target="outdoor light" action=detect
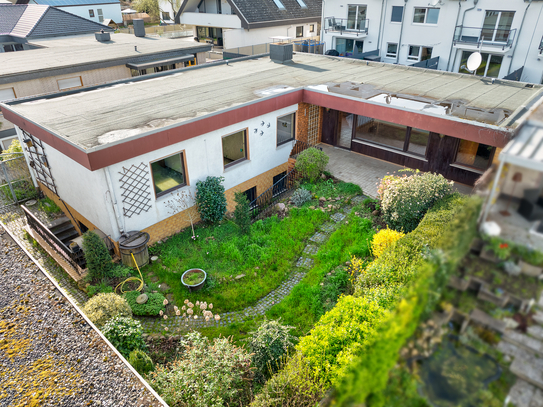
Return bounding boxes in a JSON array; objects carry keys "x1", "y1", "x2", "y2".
[{"x1": 23, "y1": 138, "x2": 33, "y2": 148}]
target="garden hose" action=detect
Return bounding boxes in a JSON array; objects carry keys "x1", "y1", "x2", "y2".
[{"x1": 115, "y1": 252, "x2": 144, "y2": 294}]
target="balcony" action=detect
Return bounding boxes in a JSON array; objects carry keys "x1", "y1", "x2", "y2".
[
  {"x1": 453, "y1": 25, "x2": 516, "y2": 50},
  {"x1": 179, "y1": 12, "x2": 241, "y2": 29},
  {"x1": 324, "y1": 17, "x2": 369, "y2": 36}
]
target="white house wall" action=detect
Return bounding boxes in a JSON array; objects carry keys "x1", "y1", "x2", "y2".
[
  {"x1": 223, "y1": 23, "x2": 318, "y2": 49},
  {"x1": 57, "y1": 3, "x2": 122, "y2": 24}
]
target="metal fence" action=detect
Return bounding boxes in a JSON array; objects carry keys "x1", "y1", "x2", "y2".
[
  {"x1": 0, "y1": 153, "x2": 36, "y2": 206},
  {"x1": 117, "y1": 24, "x2": 193, "y2": 38}
]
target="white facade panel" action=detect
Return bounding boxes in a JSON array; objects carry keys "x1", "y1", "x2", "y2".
[
  {"x1": 223, "y1": 23, "x2": 318, "y2": 49},
  {"x1": 58, "y1": 3, "x2": 122, "y2": 24}
]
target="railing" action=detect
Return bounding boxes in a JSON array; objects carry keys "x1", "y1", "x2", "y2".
[
  {"x1": 324, "y1": 17, "x2": 369, "y2": 35},
  {"x1": 410, "y1": 56, "x2": 440, "y2": 70},
  {"x1": 222, "y1": 36, "x2": 320, "y2": 60},
  {"x1": 539, "y1": 36, "x2": 543, "y2": 53},
  {"x1": 22, "y1": 205, "x2": 86, "y2": 274},
  {"x1": 289, "y1": 139, "x2": 322, "y2": 158},
  {"x1": 453, "y1": 26, "x2": 516, "y2": 49}
]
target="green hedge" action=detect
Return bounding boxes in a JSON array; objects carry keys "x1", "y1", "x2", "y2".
[{"x1": 124, "y1": 291, "x2": 166, "y2": 316}]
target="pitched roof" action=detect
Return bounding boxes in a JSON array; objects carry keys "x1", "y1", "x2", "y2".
[
  {"x1": 31, "y1": 0, "x2": 119, "y2": 6},
  {"x1": 0, "y1": 4, "x2": 113, "y2": 38},
  {"x1": 229, "y1": 0, "x2": 321, "y2": 28}
]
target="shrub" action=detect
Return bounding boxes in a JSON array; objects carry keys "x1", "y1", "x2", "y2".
[
  {"x1": 196, "y1": 176, "x2": 227, "y2": 224},
  {"x1": 102, "y1": 316, "x2": 146, "y2": 358},
  {"x1": 87, "y1": 278, "x2": 114, "y2": 297},
  {"x1": 82, "y1": 292, "x2": 132, "y2": 327},
  {"x1": 295, "y1": 148, "x2": 329, "y2": 183},
  {"x1": 82, "y1": 230, "x2": 114, "y2": 280},
  {"x1": 379, "y1": 171, "x2": 453, "y2": 233},
  {"x1": 233, "y1": 191, "x2": 251, "y2": 234},
  {"x1": 291, "y1": 188, "x2": 312, "y2": 207},
  {"x1": 124, "y1": 291, "x2": 166, "y2": 316},
  {"x1": 147, "y1": 332, "x2": 253, "y2": 407},
  {"x1": 371, "y1": 228, "x2": 405, "y2": 258},
  {"x1": 129, "y1": 349, "x2": 155, "y2": 376},
  {"x1": 247, "y1": 319, "x2": 297, "y2": 382},
  {"x1": 38, "y1": 197, "x2": 62, "y2": 215}
]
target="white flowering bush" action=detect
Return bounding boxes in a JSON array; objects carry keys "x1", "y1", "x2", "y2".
[
  {"x1": 102, "y1": 316, "x2": 146, "y2": 358},
  {"x1": 379, "y1": 171, "x2": 453, "y2": 233},
  {"x1": 177, "y1": 299, "x2": 220, "y2": 325},
  {"x1": 82, "y1": 292, "x2": 132, "y2": 327},
  {"x1": 147, "y1": 332, "x2": 253, "y2": 407}
]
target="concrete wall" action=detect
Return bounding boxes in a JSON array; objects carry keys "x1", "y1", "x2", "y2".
[
  {"x1": 56, "y1": 3, "x2": 122, "y2": 24},
  {"x1": 223, "y1": 23, "x2": 318, "y2": 49}
]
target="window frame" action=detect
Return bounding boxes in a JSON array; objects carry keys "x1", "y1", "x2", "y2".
[
  {"x1": 89, "y1": 9, "x2": 95, "y2": 17},
  {"x1": 390, "y1": 5, "x2": 403, "y2": 23},
  {"x1": 407, "y1": 45, "x2": 432, "y2": 62},
  {"x1": 162, "y1": 11, "x2": 171, "y2": 20},
  {"x1": 97, "y1": 8, "x2": 103, "y2": 22},
  {"x1": 386, "y1": 42, "x2": 398, "y2": 58},
  {"x1": 57, "y1": 76, "x2": 83, "y2": 91},
  {"x1": 276, "y1": 111, "x2": 297, "y2": 147},
  {"x1": 458, "y1": 51, "x2": 503, "y2": 78},
  {"x1": 412, "y1": 7, "x2": 439, "y2": 25},
  {"x1": 296, "y1": 26, "x2": 304, "y2": 38},
  {"x1": 0, "y1": 87, "x2": 17, "y2": 102},
  {"x1": 346, "y1": 4, "x2": 367, "y2": 31},
  {"x1": 222, "y1": 128, "x2": 249, "y2": 169},
  {"x1": 150, "y1": 150, "x2": 189, "y2": 198},
  {"x1": 309, "y1": 24, "x2": 315, "y2": 33},
  {"x1": 453, "y1": 139, "x2": 495, "y2": 172}
]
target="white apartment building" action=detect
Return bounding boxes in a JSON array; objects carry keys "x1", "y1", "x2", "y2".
[{"x1": 322, "y1": 0, "x2": 543, "y2": 84}]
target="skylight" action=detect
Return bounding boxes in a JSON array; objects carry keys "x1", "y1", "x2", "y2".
[
  {"x1": 296, "y1": 0, "x2": 308, "y2": 8},
  {"x1": 273, "y1": 0, "x2": 285, "y2": 10}
]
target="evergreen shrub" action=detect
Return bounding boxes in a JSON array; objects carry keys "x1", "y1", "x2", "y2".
[
  {"x1": 196, "y1": 176, "x2": 227, "y2": 224},
  {"x1": 233, "y1": 191, "x2": 251, "y2": 234},
  {"x1": 129, "y1": 349, "x2": 155, "y2": 375}
]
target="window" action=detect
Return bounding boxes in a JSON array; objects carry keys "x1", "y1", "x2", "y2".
[
  {"x1": 407, "y1": 46, "x2": 432, "y2": 61},
  {"x1": 1, "y1": 137, "x2": 17, "y2": 152},
  {"x1": 97, "y1": 8, "x2": 103, "y2": 22},
  {"x1": 296, "y1": 26, "x2": 303, "y2": 38},
  {"x1": 89, "y1": 9, "x2": 94, "y2": 17},
  {"x1": 347, "y1": 5, "x2": 367, "y2": 31},
  {"x1": 244, "y1": 186, "x2": 257, "y2": 204},
  {"x1": 1, "y1": 43, "x2": 23, "y2": 52},
  {"x1": 413, "y1": 7, "x2": 439, "y2": 24},
  {"x1": 151, "y1": 152, "x2": 187, "y2": 196},
  {"x1": 455, "y1": 140, "x2": 493, "y2": 170},
  {"x1": 459, "y1": 51, "x2": 503, "y2": 78},
  {"x1": 162, "y1": 11, "x2": 170, "y2": 21},
  {"x1": 386, "y1": 43, "x2": 398, "y2": 58},
  {"x1": 0, "y1": 88, "x2": 16, "y2": 102},
  {"x1": 295, "y1": 0, "x2": 307, "y2": 9},
  {"x1": 482, "y1": 11, "x2": 514, "y2": 42},
  {"x1": 391, "y1": 6, "x2": 403, "y2": 23},
  {"x1": 277, "y1": 113, "x2": 295, "y2": 146},
  {"x1": 272, "y1": 0, "x2": 285, "y2": 10},
  {"x1": 130, "y1": 64, "x2": 176, "y2": 77},
  {"x1": 354, "y1": 115, "x2": 429, "y2": 157},
  {"x1": 309, "y1": 24, "x2": 314, "y2": 32},
  {"x1": 222, "y1": 130, "x2": 247, "y2": 168},
  {"x1": 57, "y1": 77, "x2": 83, "y2": 90}
]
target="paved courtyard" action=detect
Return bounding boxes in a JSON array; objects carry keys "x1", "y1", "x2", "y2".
[{"x1": 320, "y1": 144, "x2": 473, "y2": 197}]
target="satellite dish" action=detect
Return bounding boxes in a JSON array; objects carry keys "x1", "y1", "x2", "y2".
[{"x1": 466, "y1": 52, "x2": 482, "y2": 72}]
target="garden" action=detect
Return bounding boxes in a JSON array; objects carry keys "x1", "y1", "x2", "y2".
[{"x1": 27, "y1": 147, "x2": 543, "y2": 406}]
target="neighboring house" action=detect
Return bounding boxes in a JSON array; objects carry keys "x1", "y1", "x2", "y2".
[
  {"x1": 2, "y1": 50, "x2": 542, "y2": 251},
  {"x1": 174, "y1": 0, "x2": 321, "y2": 48},
  {"x1": 25, "y1": 0, "x2": 123, "y2": 25},
  {"x1": 0, "y1": 3, "x2": 212, "y2": 151},
  {"x1": 321, "y1": 0, "x2": 543, "y2": 84}
]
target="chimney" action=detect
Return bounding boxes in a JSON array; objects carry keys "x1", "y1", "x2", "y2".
[
  {"x1": 95, "y1": 29, "x2": 111, "y2": 42},
  {"x1": 270, "y1": 43, "x2": 293, "y2": 64},
  {"x1": 133, "y1": 19, "x2": 145, "y2": 37}
]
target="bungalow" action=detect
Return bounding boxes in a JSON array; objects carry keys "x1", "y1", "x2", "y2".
[{"x1": 1, "y1": 50, "x2": 542, "y2": 253}]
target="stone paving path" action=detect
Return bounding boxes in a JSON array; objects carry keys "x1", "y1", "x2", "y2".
[{"x1": 139, "y1": 196, "x2": 364, "y2": 335}]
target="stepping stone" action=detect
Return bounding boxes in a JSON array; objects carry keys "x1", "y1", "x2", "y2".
[
  {"x1": 342, "y1": 206, "x2": 354, "y2": 214},
  {"x1": 320, "y1": 223, "x2": 337, "y2": 233},
  {"x1": 351, "y1": 195, "x2": 366, "y2": 205},
  {"x1": 469, "y1": 308, "x2": 506, "y2": 334},
  {"x1": 511, "y1": 355, "x2": 543, "y2": 391},
  {"x1": 497, "y1": 341, "x2": 526, "y2": 359},
  {"x1": 309, "y1": 232, "x2": 327, "y2": 244},
  {"x1": 235, "y1": 274, "x2": 245, "y2": 279},
  {"x1": 159, "y1": 283, "x2": 170, "y2": 291},
  {"x1": 151, "y1": 256, "x2": 158, "y2": 262},
  {"x1": 503, "y1": 330, "x2": 543, "y2": 356},
  {"x1": 296, "y1": 257, "x2": 314, "y2": 268},
  {"x1": 527, "y1": 325, "x2": 543, "y2": 341},
  {"x1": 331, "y1": 213, "x2": 346, "y2": 223},
  {"x1": 136, "y1": 294, "x2": 148, "y2": 304},
  {"x1": 149, "y1": 275, "x2": 159, "y2": 283},
  {"x1": 303, "y1": 244, "x2": 318, "y2": 255},
  {"x1": 507, "y1": 379, "x2": 536, "y2": 407}
]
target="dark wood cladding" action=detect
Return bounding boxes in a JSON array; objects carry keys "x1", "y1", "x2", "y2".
[{"x1": 351, "y1": 141, "x2": 429, "y2": 171}]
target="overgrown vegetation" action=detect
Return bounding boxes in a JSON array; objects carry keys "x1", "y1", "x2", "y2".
[
  {"x1": 124, "y1": 290, "x2": 166, "y2": 316},
  {"x1": 196, "y1": 176, "x2": 227, "y2": 225},
  {"x1": 129, "y1": 349, "x2": 155, "y2": 376},
  {"x1": 291, "y1": 187, "x2": 312, "y2": 207},
  {"x1": 295, "y1": 148, "x2": 329, "y2": 183}
]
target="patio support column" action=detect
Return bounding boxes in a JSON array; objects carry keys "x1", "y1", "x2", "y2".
[{"x1": 481, "y1": 158, "x2": 505, "y2": 225}]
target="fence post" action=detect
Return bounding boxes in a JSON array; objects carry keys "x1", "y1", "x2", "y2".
[{"x1": 0, "y1": 161, "x2": 17, "y2": 204}]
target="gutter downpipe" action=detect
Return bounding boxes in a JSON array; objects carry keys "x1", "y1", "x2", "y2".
[
  {"x1": 395, "y1": 0, "x2": 408, "y2": 65},
  {"x1": 507, "y1": 0, "x2": 532, "y2": 75},
  {"x1": 445, "y1": 0, "x2": 464, "y2": 71},
  {"x1": 320, "y1": 0, "x2": 326, "y2": 53},
  {"x1": 104, "y1": 167, "x2": 125, "y2": 236},
  {"x1": 376, "y1": 0, "x2": 387, "y2": 54},
  {"x1": 450, "y1": 0, "x2": 479, "y2": 74}
]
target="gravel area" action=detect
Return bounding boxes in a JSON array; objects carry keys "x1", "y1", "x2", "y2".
[{"x1": 0, "y1": 228, "x2": 164, "y2": 407}]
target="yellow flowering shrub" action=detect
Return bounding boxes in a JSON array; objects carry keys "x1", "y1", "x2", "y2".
[
  {"x1": 371, "y1": 228, "x2": 405, "y2": 258},
  {"x1": 347, "y1": 255, "x2": 369, "y2": 286}
]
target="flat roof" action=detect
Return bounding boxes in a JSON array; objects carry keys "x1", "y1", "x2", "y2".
[
  {"x1": 3, "y1": 53, "x2": 543, "y2": 152},
  {"x1": 0, "y1": 33, "x2": 211, "y2": 82}
]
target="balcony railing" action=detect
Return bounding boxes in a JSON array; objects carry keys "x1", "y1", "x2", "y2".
[
  {"x1": 324, "y1": 17, "x2": 369, "y2": 35},
  {"x1": 539, "y1": 36, "x2": 543, "y2": 53},
  {"x1": 453, "y1": 25, "x2": 517, "y2": 49}
]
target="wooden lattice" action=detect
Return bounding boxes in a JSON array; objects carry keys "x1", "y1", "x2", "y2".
[{"x1": 118, "y1": 163, "x2": 152, "y2": 218}]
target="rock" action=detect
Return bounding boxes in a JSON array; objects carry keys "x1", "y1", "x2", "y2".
[
  {"x1": 255, "y1": 266, "x2": 260, "y2": 270},
  {"x1": 321, "y1": 173, "x2": 327, "y2": 180},
  {"x1": 310, "y1": 206, "x2": 315, "y2": 210},
  {"x1": 136, "y1": 294, "x2": 148, "y2": 304},
  {"x1": 319, "y1": 197, "x2": 326, "y2": 202},
  {"x1": 328, "y1": 205, "x2": 332, "y2": 209},
  {"x1": 504, "y1": 317, "x2": 519, "y2": 330},
  {"x1": 44, "y1": 202, "x2": 51, "y2": 207},
  {"x1": 159, "y1": 283, "x2": 171, "y2": 291},
  {"x1": 26, "y1": 199, "x2": 37, "y2": 206},
  {"x1": 504, "y1": 261, "x2": 521, "y2": 276},
  {"x1": 151, "y1": 256, "x2": 159, "y2": 263},
  {"x1": 372, "y1": 210, "x2": 379, "y2": 216},
  {"x1": 345, "y1": 261, "x2": 351, "y2": 266},
  {"x1": 275, "y1": 203, "x2": 286, "y2": 212},
  {"x1": 235, "y1": 274, "x2": 245, "y2": 279},
  {"x1": 149, "y1": 276, "x2": 159, "y2": 283}
]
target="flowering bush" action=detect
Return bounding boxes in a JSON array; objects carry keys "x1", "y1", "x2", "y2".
[
  {"x1": 488, "y1": 237, "x2": 512, "y2": 260},
  {"x1": 147, "y1": 332, "x2": 253, "y2": 407},
  {"x1": 124, "y1": 291, "x2": 166, "y2": 316},
  {"x1": 102, "y1": 316, "x2": 146, "y2": 358},
  {"x1": 178, "y1": 299, "x2": 220, "y2": 325},
  {"x1": 128, "y1": 349, "x2": 154, "y2": 375},
  {"x1": 291, "y1": 187, "x2": 312, "y2": 207},
  {"x1": 196, "y1": 176, "x2": 227, "y2": 224},
  {"x1": 247, "y1": 319, "x2": 297, "y2": 382},
  {"x1": 82, "y1": 292, "x2": 132, "y2": 328},
  {"x1": 371, "y1": 228, "x2": 405, "y2": 258},
  {"x1": 379, "y1": 171, "x2": 453, "y2": 233}
]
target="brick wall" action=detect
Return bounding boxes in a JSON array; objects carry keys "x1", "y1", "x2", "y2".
[{"x1": 295, "y1": 102, "x2": 322, "y2": 145}]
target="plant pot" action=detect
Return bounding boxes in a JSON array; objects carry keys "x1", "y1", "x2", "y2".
[
  {"x1": 518, "y1": 260, "x2": 543, "y2": 277},
  {"x1": 181, "y1": 268, "x2": 207, "y2": 292}
]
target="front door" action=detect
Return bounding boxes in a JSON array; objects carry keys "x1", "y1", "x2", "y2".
[{"x1": 321, "y1": 108, "x2": 339, "y2": 145}]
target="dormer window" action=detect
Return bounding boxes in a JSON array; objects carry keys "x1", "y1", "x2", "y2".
[{"x1": 273, "y1": 0, "x2": 285, "y2": 10}]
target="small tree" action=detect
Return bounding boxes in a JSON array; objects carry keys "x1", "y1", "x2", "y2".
[
  {"x1": 133, "y1": 0, "x2": 160, "y2": 20},
  {"x1": 295, "y1": 148, "x2": 329, "y2": 183},
  {"x1": 82, "y1": 230, "x2": 113, "y2": 280},
  {"x1": 233, "y1": 191, "x2": 251, "y2": 234},
  {"x1": 164, "y1": 189, "x2": 198, "y2": 237},
  {"x1": 195, "y1": 176, "x2": 227, "y2": 224}
]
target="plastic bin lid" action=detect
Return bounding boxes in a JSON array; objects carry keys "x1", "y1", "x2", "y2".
[{"x1": 119, "y1": 231, "x2": 150, "y2": 249}]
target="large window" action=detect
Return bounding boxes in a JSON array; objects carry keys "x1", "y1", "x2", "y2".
[
  {"x1": 97, "y1": 8, "x2": 103, "y2": 22},
  {"x1": 482, "y1": 11, "x2": 514, "y2": 42},
  {"x1": 354, "y1": 116, "x2": 429, "y2": 157},
  {"x1": 386, "y1": 43, "x2": 398, "y2": 58},
  {"x1": 296, "y1": 26, "x2": 303, "y2": 38},
  {"x1": 407, "y1": 46, "x2": 432, "y2": 62},
  {"x1": 222, "y1": 130, "x2": 247, "y2": 168},
  {"x1": 130, "y1": 64, "x2": 176, "y2": 77},
  {"x1": 151, "y1": 152, "x2": 187, "y2": 196},
  {"x1": 459, "y1": 51, "x2": 502, "y2": 78},
  {"x1": 336, "y1": 38, "x2": 364, "y2": 56},
  {"x1": 277, "y1": 113, "x2": 295, "y2": 146},
  {"x1": 455, "y1": 140, "x2": 493, "y2": 170},
  {"x1": 162, "y1": 11, "x2": 171, "y2": 20},
  {"x1": 391, "y1": 6, "x2": 403, "y2": 23},
  {"x1": 347, "y1": 5, "x2": 367, "y2": 31},
  {"x1": 413, "y1": 7, "x2": 439, "y2": 24}
]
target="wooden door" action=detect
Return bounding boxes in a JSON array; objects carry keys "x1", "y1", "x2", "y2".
[{"x1": 321, "y1": 108, "x2": 339, "y2": 145}]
